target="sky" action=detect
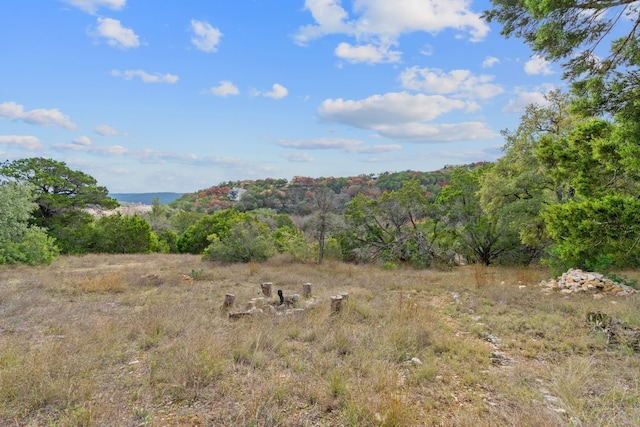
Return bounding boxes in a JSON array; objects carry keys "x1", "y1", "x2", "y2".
[{"x1": 0, "y1": 0, "x2": 565, "y2": 194}]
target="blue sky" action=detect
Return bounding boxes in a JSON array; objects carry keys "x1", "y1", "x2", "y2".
[{"x1": 0, "y1": 0, "x2": 563, "y2": 193}]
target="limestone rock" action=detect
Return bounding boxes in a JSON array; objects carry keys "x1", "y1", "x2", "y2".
[{"x1": 539, "y1": 268, "x2": 637, "y2": 297}]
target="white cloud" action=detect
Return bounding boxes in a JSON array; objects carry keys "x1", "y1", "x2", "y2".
[
  {"x1": 0, "y1": 135, "x2": 43, "y2": 151},
  {"x1": 295, "y1": 0, "x2": 490, "y2": 61},
  {"x1": 95, "y1": 124, "x2": 124, "y2": 136},
  {"x1": 61, "y1": 0, "x2": 125, "y2": 14},
  {"x1": 294, "y1": 0, "x2": 352, "y2": 45},
  {"x1": 111, "y1": 69, "x2": 179, "y2": 83},
  {"x1": 281, "y1": 152, "x2": 315, "y2": 162},
  {"x1": 399, "y1": 66, "x2": 504, "y2": 99},
  {"x1": 318, "y1": 92, "x2": 497, "y2": 142},
  {"x1": 482, "y1": 56, "x2": 500, "y2": 68},
  {"x1": 209, "y1": 81, "x2": 239, "y2": 97},
  {"x1": 335, "y1": 42, "x2": 401, "y2": 64},
  {"x1": 374, "y1": 121, "x2": 497, "y2": 142},
  {"x1": 190, "y1": 19, "x2": 222, "y2": 53},
  {"x1": 524, "y1": 55, "x2": 553, "y2": 75},
  {"x1": 52, "y1": 142, "x2": 129, "y2": 155},
  {"x1": 502, "y1": 85, "x2": 555, "y2": 114},
  {"x1": 278, "y1": 137, "x2": 401, "y2": 154},
  {"x1": 263, "y1": 84, "x2": 289, "y2": 99},
  {"x1": 0, "y1": 101, "x2": 77, "y2": 129},
  {"x1": 93, "y1": 17, "x2": 139, "y2": 49},
  {"x1": 73, "y1": 136, "x2": 92, "y2": 146},
  {"x1": 318, "y1": 92, "x2": 466, "y2": 127}
]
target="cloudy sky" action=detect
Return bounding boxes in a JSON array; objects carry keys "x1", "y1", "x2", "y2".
[{"x1": 0, "y1": 0, "x2": 563, "y2": 193}]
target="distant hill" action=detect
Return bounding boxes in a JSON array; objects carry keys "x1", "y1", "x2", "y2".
[
  {"x1": 111, "y1": 192, "x2": 184, "y2": 205},
  {"x1": 168, "y1": 163, "x2": 489, "y2": 214}
]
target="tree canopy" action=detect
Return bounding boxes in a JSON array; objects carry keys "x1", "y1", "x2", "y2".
[
  {"x1": 0, "y1": 157, "x2": 118, "y2": 219},
  {"x1": 0, "y1": 157, "x2": 118, "y2": 253},
  {"x1": 484, "y1": 0, "x2": 640, "y2": 117},
  {"x1": 0, "y1": 182, "x2": 59, "y2": 265}
]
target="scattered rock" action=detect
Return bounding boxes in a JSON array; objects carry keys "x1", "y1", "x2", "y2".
[
  {"x1": 403, "y1": 357, "x2": 423, "y2": 366},
  {"x1": 586, "y1": 311, "x2": 640, "y2": 350},
  {"x1": 539, "y1": 269, "x2": 637, "y2": 297},
  {"x1": 486, "y1": 334, "x2": 501, "y2": 348},
  {"x1": 490, "y1": 351, "x2": 512, "y2": 366}
]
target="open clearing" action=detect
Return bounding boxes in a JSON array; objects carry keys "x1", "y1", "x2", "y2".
[{"x1": 1, "y1": 254, "x2": 639, "y2": 426}]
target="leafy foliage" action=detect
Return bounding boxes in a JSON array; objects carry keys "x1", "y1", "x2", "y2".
[
  {"x1": 438, "y1": 167, "x2": 521, "y2": 266},
  {"x1": 89, "y1": 214, "x2": 163, "y2": 254},
  {"x1": 543, "y1": 195, "x2": 640, "y2": 272},
  {"x1": 0, "y1": 182, "x2": 59, "y2": 265},
  {"x1": 177, "y1": 209, "x2": 251, "y2": 254},
  {"x1": 0, "y1": 158, "x2": 118, "y2": 253},
  {"x1": 203, "y1": 220, "x2": 276, "y2": 263},
  {"x1": 340, "y1": 180, "x2": 438, "y2": 267},
  {"x1": 484, "y1": 0, "x2": 640, "y2": 117}
]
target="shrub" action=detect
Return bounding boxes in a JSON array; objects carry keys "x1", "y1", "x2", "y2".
[
  {"x1": 203, "y1": 220, "x2": 276, "y2": 263},
  {"x1": 0, "y1": 228, "x2": 59, "y2": 265}
]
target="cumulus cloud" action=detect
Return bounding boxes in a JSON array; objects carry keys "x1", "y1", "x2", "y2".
[
  {"x1": 61, "y1": 0, "x2": 125, "y2": 14},
  {"x1": 262, "y1": 84, "x2": 289, "y2": 99},
  {"x1": 374, "y1": 121, "x2": 497, "y2": 142},
  {"x1": 190, "y1": 19, "x2": 222, "y2": 53},
  {"x1": 318, "y1": 92, "x2": 466, "y2": 127},
  {"x1": 0, "y1": 101, "x2": 77, "y2": 129},
  {"x1": 295, "y1": 0, "x2": 489, "y2": 63},
  {"x1": 317, "y1": 92, "x2": 496, "y2": 142},
  {"x1": 0, "y1": 135, "x2": 43, "y2": 151},
  {"x1": 92, "y1": 17, "x2": 139, "y2": 49},
  {"x1": 208, "y1": 81, "x2": 239, "y2": 97},
  {"x1": 111, "y1": 69, "x2": 179, "y2": 83},
  {"x1": 95, "y1": 124, "x2": 124, "y2": 136},
  {"x1": 335, "y1": 42, "x2": 401, "y2": 64},
  {"x1": 482, "y1": 56, "x2": 500, "y2": 68},
  {"x1": 524, "y1": 55, "x2": 553, "y2": 75},
  {"x1": 399, "y1": 66, "x2": 504, "y2": 99},
  {"x1": 502, "y1": 85, "x2": 555, "y2": 114}
]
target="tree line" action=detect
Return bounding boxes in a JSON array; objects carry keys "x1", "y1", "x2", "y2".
[{"x1": 2, "y1": 1, "x2": 638, "y2": 272}]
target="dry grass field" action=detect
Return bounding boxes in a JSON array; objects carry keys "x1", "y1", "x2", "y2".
[{"x1": 1, "y1": 254, "x2": 639, "y2": 426}]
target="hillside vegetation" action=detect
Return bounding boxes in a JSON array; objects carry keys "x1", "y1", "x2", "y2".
[
  {"x1": 168, "y1": 167, "x2": 464, "y2": 215},
  {"x1": 1, "y1": 254, "x2": 639, "y2": 426}
]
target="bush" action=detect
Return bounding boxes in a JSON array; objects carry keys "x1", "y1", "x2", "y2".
[
  {"x1": 0, "y1": 228, "x2": 59, "y2": 265},
  {"x1": 271, "y1": 226, "x2": 313, "y2": 261},
  {"x1": 177, "y1": 210, "x2": 250, "y2": 254},
  {"x1": 203, "y1": 220, "x2": 276, "y2": 263},
  {"x1": 90, "y1": 214, "x2": 159, "y2": 254}
]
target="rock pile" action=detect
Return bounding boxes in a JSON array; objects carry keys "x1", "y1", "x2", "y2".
[{"x1": 540, "y1": 268, "x2": 637, "y2": 297}]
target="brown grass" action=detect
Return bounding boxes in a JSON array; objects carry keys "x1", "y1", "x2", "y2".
[{"x1": 1, "y1": 255, "x2": 639, "y2": 426}]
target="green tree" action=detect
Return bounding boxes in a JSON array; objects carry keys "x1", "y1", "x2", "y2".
[
  {"x1": 304, "y1": 188, "x2": 347, "y2": 264},
  {"x1": 90, "y1": 214, "x2": 163, "y2": 254},
  {"x1": 0, "y1": 157, "x2": 118, "y2": 253},
  {"x1": 271, "y1": 226, "x2": 313, "y2": 261},
  {"x1": 438, "y1": 167, "x2": 520, "y2": 266},
  {"x1": 537, "y1": 117, "x2": 640, "y2": 199},
  {"x1": 0, "y1": 182, "x2": 59, "y2": 265},
  {"x1": 543, "y1": 195, "x2": 640, "y2": 272},
  {"x1": 169, "y1": 211, "x2": 204, "y2": 234},
  {"x1": 340, "y1": 180, "x2": 437, "y2": 267},
  {"x1": 484, "y1": 0, "x2": 640, "y2": 117},
  {"x1": 203, "y1": 219, "x2": 276, "y2": 263},
  {"x1": 144, "y1": 197, "x2": 178, "y2": 252},
  {"x1": 478, "y1": 90, "x2": 576, "y2": 256},
  {"x1": 177, "y1": 209, "x2": 250, "y2": 254}
]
